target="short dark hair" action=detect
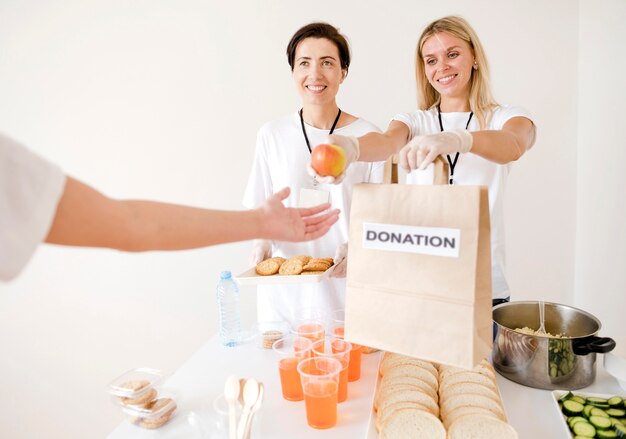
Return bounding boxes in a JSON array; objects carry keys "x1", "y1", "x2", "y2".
[{"x1": 286, "y1": 22, "x2": 351, "y2": 72}]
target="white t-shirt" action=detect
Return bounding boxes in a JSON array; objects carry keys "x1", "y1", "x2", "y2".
[
  {"x1": 393, "y1": 105, "x2": 533, "y2": 299},
  {"x1": 0, "y1": 133, "x2": 66, "y2": 281},
  {"x1": 243, "y1": 112, "x2": 384, "y2": 324}
]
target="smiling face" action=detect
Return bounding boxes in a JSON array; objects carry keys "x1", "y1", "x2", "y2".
[
  {"x1": 293, "y1": 37, "x2": 346, "y2": 108},
  {"x1": 421, "y1": 31, "x2": 475, "y2": 107}
]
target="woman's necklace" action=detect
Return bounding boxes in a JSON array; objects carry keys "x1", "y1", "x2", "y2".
[
  {"x1": 299, "y1": 108, "x2": 342, "y2": 186},
  {"x1": 437, "y1": 105, "x2": 473, "y2": 185}
]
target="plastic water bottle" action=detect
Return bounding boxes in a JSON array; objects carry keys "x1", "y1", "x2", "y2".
[{"x1": 216, "y1": 271, "x2": 241, "y2": 347}]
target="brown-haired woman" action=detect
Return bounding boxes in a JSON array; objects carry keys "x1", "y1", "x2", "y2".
[{"x1": 243, "y1": 22, "x2": 384, "y2": 324}]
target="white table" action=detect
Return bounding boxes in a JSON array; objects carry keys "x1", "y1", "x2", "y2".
[
  {"x1": 108, "y1": 335, "x2": 381, "y2": 439},
  {"x1": 108, "y1": 336, "x2": 623, "y2": 439}
]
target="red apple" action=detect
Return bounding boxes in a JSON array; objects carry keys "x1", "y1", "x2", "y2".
[{"x1": 310, "y1": 144, "x2": 346, "y2": 177}]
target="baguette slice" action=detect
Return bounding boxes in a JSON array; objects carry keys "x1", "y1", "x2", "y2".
[
  {"x1": 440, "y1": 393, "x2": 506, "y2": 420},
  {"x1": 440, "y1": 381, "x2": 500, "y2": 404},
  {"x1": 380, "y1": 356, "x2": 438, "y2": 380},
  {"x1": 377, "y1": 388, "x2": 439, "y2": 417},
  {"x1": 379, "y1": 375, "x2": 439, "y2": 401},
  {"x1": 443, "y1": 406, "x2": 506, "y2": 430},
  {"x1": 447, "y1": 414, "x2": 518, "y2": 439},
  {"x1": 375, "y1": 383, "x2": 438, "y2": 411},
  {"x1": 382, "y1": 365, "x2": 438, "y2": 392},
  {"x1": 380, "y1": 407, "x2": 446, "y2": 439},
  {"x1": 376, "y1": 401, "x2": 432, "y2": 432},
  {"x1": 439, "y1": 371, "x2": 498, "y2": 394}
]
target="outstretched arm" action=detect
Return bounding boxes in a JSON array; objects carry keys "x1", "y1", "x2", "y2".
[{"x1": 45, "y1": 178, "x2": 339, "y2": 251}]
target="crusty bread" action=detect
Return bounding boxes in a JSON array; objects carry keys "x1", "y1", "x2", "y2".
[
  {"x1": 377, "y1": 389, "x2": 439, "y2": 417},
  {"x1": 376, "y1": 401, "x2": 432, "y2": 432},
  {"x1": 375, "y1": 384, "x2": 438, "y2": 411},
  {"x1": 447, "y1": 414, "x2": 518, "y2": 439},
  {"x1": 439, "y1": 381, "x2": 500, "y2": 404},
  {"x1": 443, "y1": 406, "x2": 506, "y2": 429},
  {"x1": 379, "y1": 375, "x2": 439, "y2": 401},
  {"x1": 382, "y1": 365, "x2": 438, "y2": 392},
  {"x1": 438, "y1": 371, "x2": 498, "y2": 394},
  {"x1": 440, "y1": 393, "x2": 506, "y2": 420},
  {"x1": 379, "y1": 407, "x2": 446, "y2": 439},
  {"x1": 380, "y1": 356, "x2": 438, "y2": 380}
]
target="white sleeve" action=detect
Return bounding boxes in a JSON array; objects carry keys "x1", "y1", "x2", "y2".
[
  {"x1": 0, "y1": 133, "x2": 66, "y2": 281},
  {"x1": 242, "y1": 127, "x2": 273, "y2": 209},
  {"x1": 492, "y1": 105, "x2": 534, "y2": 129},
  {"x1": 391, "y1": 112, "x2": 419, "y2": 140}
]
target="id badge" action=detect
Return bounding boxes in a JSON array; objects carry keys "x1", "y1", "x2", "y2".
[{"x1": 298, "y1": 188, "x2": 330, "y2": 208}]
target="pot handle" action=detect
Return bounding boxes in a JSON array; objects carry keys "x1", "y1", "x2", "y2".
[{"x1": 572, "y1": 336, "x2": 616, "y2": 355}]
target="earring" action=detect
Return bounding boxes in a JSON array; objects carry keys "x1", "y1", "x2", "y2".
[{"x1": 473, "y1": 62, "x2": 478, "y2": 70}]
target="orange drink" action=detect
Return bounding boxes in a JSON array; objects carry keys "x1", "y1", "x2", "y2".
[
  {"x1": 312, "y1": 337, "x2": 351, "y2": 403},
  {"x1": 303, "y1": 380, "x2": 337, "y2": 429},
  {"x1": 297, "y1": 357, "x2": 342, "y2": 429},
  {"x1": 272, "y1": 336, "x2": 312, "y2": 401},
  {"x1": 292, "y1": 320, "x2": 325, "y2": 345},
  {"x1": 332, "y1": 325, "x2": 362, "y2": 382}
]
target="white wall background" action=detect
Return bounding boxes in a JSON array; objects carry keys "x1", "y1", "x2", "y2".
[{"x1": 0, "y1": 0, "x2": 623, "y2": 437}]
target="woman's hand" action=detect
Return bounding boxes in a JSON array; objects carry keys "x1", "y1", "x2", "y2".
[
  {"x1": 306, "y1": 134, "x2": 360, "y2": 184},
  {"x1": 328, "y1": 242, "x2": 348, "y2": 278},
  {"x1": 249, "y1": 240, "x2": 273, "y2": 266},
  {"x1": 399, "y1": 129, "x2": 473, "y2": 171}
]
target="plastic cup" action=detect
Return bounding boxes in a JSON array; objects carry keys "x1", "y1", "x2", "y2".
[
  {"x1": 311, "y1": 337, "x2": 351, "y2": 403},
  {"x1": 297, "y1": 357, "x2": 342, "y2": 429},
  {"x1": 272, "y1": 336, "x2": 312, "y2": 401},
  {"x1": 332, "y1": 324, "x2": 362, "y2": 382},
  {"x1": 292, "y1": 319, "x2": 325, "y2": 346}
]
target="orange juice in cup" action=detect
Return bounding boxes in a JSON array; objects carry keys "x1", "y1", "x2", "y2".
[
  {"x1": 332, "y1": 325, "x2": 362, "y2": 382},
  {"x1": 273, "y1": 336, "x2": 312, "y2": 401},
  {"x1": 297, "y1": 357, "x2": 342, "y2": 429},
  {"x1": 312, "y1": 337, "x2": 351, "y2": 403},
  {"x1": 292, "y1": 319, "x2": 325, "y2": 346}
]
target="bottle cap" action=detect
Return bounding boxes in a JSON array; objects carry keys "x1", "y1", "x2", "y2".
[{"x1": 220, "y1": 271, "x2": 232, "y2": 280}]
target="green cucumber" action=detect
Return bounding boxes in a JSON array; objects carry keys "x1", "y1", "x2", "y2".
[
  {"x1": 615, "y1": 423, "x2": 626, "y2": 437},
  {"x1": 564, "y1": 400, "x2": 586, "y2": 417},
  {"x1": 608, "y1": 397, "x2": 624, "y2": 408},
  {"x1": 573, "y1": 421, "x2": 597, "y2": 437},
  {"x1": 590, "y1": 415, "x2": 613, "y2": 430},
  {"x1": 606, "y1": 408, "x2": 626, "y2": 418},
  {"x1": 597, "y1": 429, "x2": 618, "y2": 438}
]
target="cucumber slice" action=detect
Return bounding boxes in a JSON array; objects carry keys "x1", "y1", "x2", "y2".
[
  {"x1": 560, "y1": 391, "x2": 574, "y2": 402},
  {"x1": 606, "y1": 409, "x2": 626, "y2": 418},
  {"x1": 591, "y1": 407, "x2": 611, "y2": 418},
  {"x1": 569, "y1": 416, "x2": 590, "y2": 428},
  {"x1": 608, "y1": 397, "x2": 624, "y2": 408},
  {"x1": 615, "y1": 423, "x2": 626, "y2": 437},
  {"x1": 597, "y1": 429, "x2": 618, "y2": 438},
  {"x1": 584, "y1": 405, "x2": 595, "y2": 418},
  {"x1": 573, "y1": 421, "x2": 597, "y2": 437},
  {"x1": 572, "y1": 396, "x2": 588, "y2": 405},
  {"x1": 564, "y1": 400, "x2": 586, "y2": 417},
  {"x1": 588, "y1": 397, "x2": 610, "y2": 404},
  {"x1": 590, "y1": 415, "x2": 613, "y2": 430}
]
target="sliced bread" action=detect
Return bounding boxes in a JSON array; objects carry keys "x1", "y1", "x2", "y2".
[
  {"x1": 380, "y1": 407, "x2": 446, "y2": 439},
  {"x1": 447, "y1": 413, "x2": 518, "y2": 439}
]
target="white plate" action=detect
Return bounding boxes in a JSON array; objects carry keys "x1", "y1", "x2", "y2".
[
  {"x1": 234, "y1": 266, "x2": 330, "y2": 285},
  {"x1": 551, "y1": 389, "x2": 626, "y2": 438}
]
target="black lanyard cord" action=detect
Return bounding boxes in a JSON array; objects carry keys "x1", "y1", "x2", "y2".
[
  {"x1": 299, "y1": 108, "x2": 342, "y2": 153},
  {"x1": 437, "y1": 105, "x2": 473, "y2": 184}
]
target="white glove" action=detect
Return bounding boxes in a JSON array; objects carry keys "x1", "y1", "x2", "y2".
[
  {"x1": 398, "y1": 129, "x2": 473, "y2": 171},
  {"x1": 249, "y1": 240, "x2": 272, "y2": 266},
  {"x1": 306, "y1": 134, "x2": 360, "y2": 185},
  {"x1": 328, "y1": 242, "x2": 348, "y2": 278}
]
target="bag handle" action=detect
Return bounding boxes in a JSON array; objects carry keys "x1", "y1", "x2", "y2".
[{"x1": 383, "y1": 155, "x2": 449, "y2": 185}]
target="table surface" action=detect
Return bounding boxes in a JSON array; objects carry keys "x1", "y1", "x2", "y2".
[{"x1": 108, "y1": 336, "x2": 624, "y2": 439}]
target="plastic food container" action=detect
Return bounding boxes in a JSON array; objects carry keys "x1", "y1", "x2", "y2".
[
  {"x1": 254, "y1": 321, "x2": 291, "y2": 349},
  {"x1": 120, "y1": 395, "x2": 178, "y2": 429},
  {"x1": 107, "y1": 368, "x2": 177, "y2": 429}
]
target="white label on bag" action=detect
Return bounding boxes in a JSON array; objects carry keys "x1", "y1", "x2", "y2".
[{"x1": 362, "y1": 222, "x2": 460, "y2": 258}]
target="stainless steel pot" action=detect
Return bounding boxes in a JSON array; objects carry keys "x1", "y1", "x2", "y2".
[{"x1": 492, "y1": 301, "x2": 616, "y2": 390}]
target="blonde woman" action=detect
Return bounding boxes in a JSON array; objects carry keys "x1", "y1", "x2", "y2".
[{"x1": 309, "y1": 16, "x2": 536, "y2": 304}]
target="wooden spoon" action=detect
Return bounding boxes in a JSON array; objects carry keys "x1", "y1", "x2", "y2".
[{"x1": 237, "y1": 378, "x2": 259, "y2": 439}]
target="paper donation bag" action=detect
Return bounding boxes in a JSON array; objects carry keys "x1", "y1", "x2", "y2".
[{"x1": 344, "y1": 156, "x2": 493, "y2": 369}]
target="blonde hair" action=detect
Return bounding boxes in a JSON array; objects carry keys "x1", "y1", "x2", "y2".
[{"x1": 415, "y1": 16, "x2": 498, "y2": 129}]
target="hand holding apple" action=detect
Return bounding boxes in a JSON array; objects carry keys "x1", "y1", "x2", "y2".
[
  {"x1": 306, "y1": 135, "x2": 360, "y2": 185},
  {"x1": 310, "y1": 143, "x2": 346, "y2": 178}
]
